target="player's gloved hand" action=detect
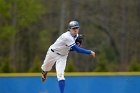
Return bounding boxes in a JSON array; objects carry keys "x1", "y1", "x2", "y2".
[
  {"x1": 75, "y1": 34, "x2": 84, "y2": 47},
  {"x1": 90, "y1": 51, "x2": 95, "y2": 57}
]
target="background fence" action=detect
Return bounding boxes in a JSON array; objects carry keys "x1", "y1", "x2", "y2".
[{"x1": 0, "y1": 72, "x2": 140, "y2": 93}]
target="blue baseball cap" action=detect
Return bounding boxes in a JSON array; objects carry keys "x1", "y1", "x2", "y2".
[{"x1": 68, "y1": 21, "x2": 79, "y2": 29}]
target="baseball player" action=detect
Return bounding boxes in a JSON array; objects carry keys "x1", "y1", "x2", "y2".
[{"x1": 41, "y1": 20, "x2": 95, "y2": 93}]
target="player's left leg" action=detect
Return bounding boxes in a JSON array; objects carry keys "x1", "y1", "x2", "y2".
[
  {"x1": 41, "y1": 70, "x2": 48, "y2": 82},
  {"x1": 56, "y1": 55, "x2": 67, "y2": 93},
  {"x1": 41, "y1": 49, "x2": 60, "y2": 82}
]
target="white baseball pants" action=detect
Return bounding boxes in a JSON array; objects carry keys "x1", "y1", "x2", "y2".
[{"x1": 41, "y1": 49, "x2": 68, "y2": 80}]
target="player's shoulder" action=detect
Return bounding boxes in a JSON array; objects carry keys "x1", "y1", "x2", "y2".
[{"x1": 61, "y1": 31, "x2": 73, "y2": 40}]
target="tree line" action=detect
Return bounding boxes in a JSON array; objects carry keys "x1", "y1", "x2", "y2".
[{"x1": 0, "y1": 0, "x2": 140, "y2": 72}]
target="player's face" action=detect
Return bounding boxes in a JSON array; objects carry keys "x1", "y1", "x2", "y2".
[{"x1": 70, "y1": 27, "x2": 79, "y2": 36}]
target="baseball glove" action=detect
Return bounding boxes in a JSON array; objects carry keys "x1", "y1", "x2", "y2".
[{"x1": 75, "y1": 34, "x2": 84, "y2": 46}]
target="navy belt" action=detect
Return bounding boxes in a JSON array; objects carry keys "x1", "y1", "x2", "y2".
[{"x1": 51, "y1": 49, "x2": 61, "y2": 55}]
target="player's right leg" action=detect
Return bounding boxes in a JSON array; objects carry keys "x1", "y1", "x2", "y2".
[{"x1": 56, "y1": 56, "x2": 67, "y2": 93}]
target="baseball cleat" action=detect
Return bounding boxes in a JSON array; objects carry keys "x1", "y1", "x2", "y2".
[{"x1": 41, "y1": 71, "x2": 47, "y2": 82}]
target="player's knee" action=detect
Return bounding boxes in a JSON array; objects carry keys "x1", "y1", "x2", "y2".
[
  {"x1": 41, "y1": 65, "x2": 51, "y2": 72},
  {"x1": 57, "y1": 73, "x2": 65, "y2": 80}
]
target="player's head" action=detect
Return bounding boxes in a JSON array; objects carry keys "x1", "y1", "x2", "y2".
[
  {"x1": 68, "y1": 20, "x2": 79, "y2": 36},
  {"x1": 68, "y1": 20, "x2": 79, "y2": 29}
]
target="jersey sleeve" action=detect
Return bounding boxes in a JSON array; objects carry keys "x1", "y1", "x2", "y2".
[{"x1": 71, "y1": 44, "x2": 92, "y2": 54}]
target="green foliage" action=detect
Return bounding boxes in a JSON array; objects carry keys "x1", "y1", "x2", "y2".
[
  {"x1": 0, "y1": 0, "x2": 140, "y2": 72},
  {"x1": 0, "y1": 0, "x2": 45, "y2": 72},
  {"x1": 0, "y1": 0, "x2": 44, "y2": 27},
  {"x1": 15, "y1": 0, "x2": 45, "y2": 27},
  {"x1": 0, "y1": 26, "x2": 16, "y2": 52},
  {"x1": 95, "y1": 53, "x2": 109, "y2": 72},
  {"x1": 0, "y1": 57, "x2": 14, "y2": 73},
  {"x1": 128, "y1": 56, "x2": 140, "y2": 71},
  {"x1": 29, "y1": 56, "x2": 41, "y2": 72},
  {"x1": 65, "y1": 61, "x2": 75, "y2": 72},
  {"x1": 0, "y1": 25, "x2": 16, "y2": 39},
  {"x1": 0, "y1": 0, "x2": 11, "y2": 18},
  {"x1": 105, "y1": 47, "x2": 116, "y2": 61},
  {"x1": 39, "y1": 30, "x2": 52, "y2": 52}
]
